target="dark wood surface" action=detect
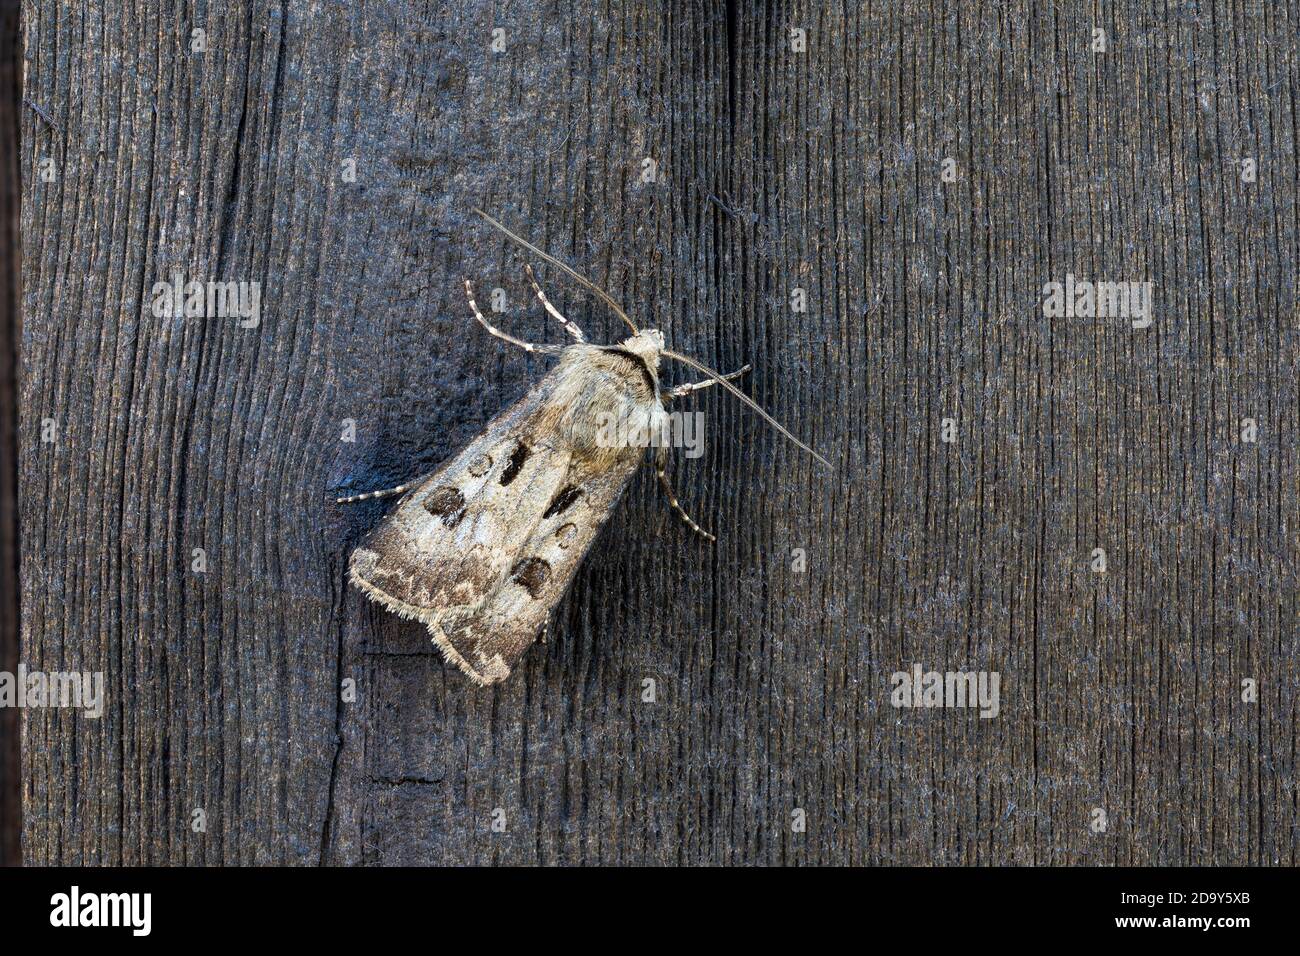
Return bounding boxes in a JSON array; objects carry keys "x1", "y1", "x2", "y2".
[
  {"x1": 0, "y1": 0, "x2": 19, "y2": 869},
  {"x1": 15, "y1": 2, "x2": 1299, "y2": 864}
]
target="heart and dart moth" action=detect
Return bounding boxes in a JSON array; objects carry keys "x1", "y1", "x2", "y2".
[{"x1": 337, "y1": 210, "x2": 829, "y2": 686}]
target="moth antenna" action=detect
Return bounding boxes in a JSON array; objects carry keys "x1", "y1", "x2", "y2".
[
  {"x1": 661, "y1": 349, "x2": 831, "y2": 468},
  {"x1": 473, "y1": 208, "x2": 640, "y2": 336}
]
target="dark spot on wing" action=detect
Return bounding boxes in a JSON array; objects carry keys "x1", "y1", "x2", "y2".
[
  {"x1": 543, "y1": 485, "x2": 583, "y2": 519},
  {"x1": 510, "y1": 557, "x2": 551, "y2": 598},
  {"x1": 424, "y1": 486, "x2": 466, "y2": 527},
  {"x1": 501, "y1": 442, "x2": 530, "y2": 485}
]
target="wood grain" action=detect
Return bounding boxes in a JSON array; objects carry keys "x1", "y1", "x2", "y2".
[
  {"x1": 0, "y1": 0, "x2": 19, "y2": 869},
  {"x1": 16, "y1": 1, "x2": 1299, "y2": 865}
]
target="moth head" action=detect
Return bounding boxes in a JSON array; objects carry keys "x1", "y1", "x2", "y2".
[{"x1": 619, "y1": 329, "x2": 665, "y2": 370}]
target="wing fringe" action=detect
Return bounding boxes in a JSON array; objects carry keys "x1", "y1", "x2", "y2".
[{"x1": 348, "y1": 554, "x2": 503, "y2": 686}]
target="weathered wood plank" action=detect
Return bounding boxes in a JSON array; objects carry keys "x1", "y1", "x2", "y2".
[
  {"x1": 17, "y1": 1, "x2": 1300, "y2": 865},
  {"x1": 0, "y1": 0, "x2": 20, "y2": 869}
]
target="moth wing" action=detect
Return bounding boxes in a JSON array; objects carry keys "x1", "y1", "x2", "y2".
[
  {"x1": 348, "y1": 372, "x2": 573, "y2": 633},
  {"x1": 434, "y1": 452, "x2": 642, "y2": 685}
]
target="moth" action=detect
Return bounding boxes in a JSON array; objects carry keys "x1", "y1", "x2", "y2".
[{"x1": 339, "y1": 211, "x2": 827, "y2": 686}]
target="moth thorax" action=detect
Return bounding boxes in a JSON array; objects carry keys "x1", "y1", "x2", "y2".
[
  {"x1": 620, "y1": 329, "x2": 664, "y2": 370},
  {"x1": 581, "y1": 397, "x2": 666, "y2": 462}
]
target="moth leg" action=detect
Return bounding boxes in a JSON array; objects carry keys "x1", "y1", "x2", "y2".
[
  {"x1": 336, "y1": 480, "x2": 418, "y2": 504},
  {"x1": 464, "y1": 278, "x2": 562, "y2": 355},
  {"x1": 654, "y1": 446, "x2": 715, "y2": 542},
  {"x1": 662, "y1": 364, "x2": 752, "y2": 400},
  {"x1": 525, "y1": 263, "x2": 585, "y2": 342}
]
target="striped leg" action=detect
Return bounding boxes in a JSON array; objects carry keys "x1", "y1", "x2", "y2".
[
  {"x1": 655, "y1": 446, "x2": 715, "y2": 542},
  {"x1": 663, "y1": 364, "x2": 751, "y2": 399},
  {"x1": 464, "y1": 278, "x2": 561, "y2": 355},
  {"x1": 336, "y1": 480, "x2": 418, "y2": 505},
  {"x1": 525, "y1": 264, "x2": 585, "y2": 342}
]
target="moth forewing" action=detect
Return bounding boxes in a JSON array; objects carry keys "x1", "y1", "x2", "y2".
[
  {"x1": 348, "y1": 374, "x2": 560, "y2": 617},
  {"x1": 436, "y1": 452, "x2": 643, "y2": 683},
  {"x1": 348, "y1": 339, "x2": 663, "y2": 686}
]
